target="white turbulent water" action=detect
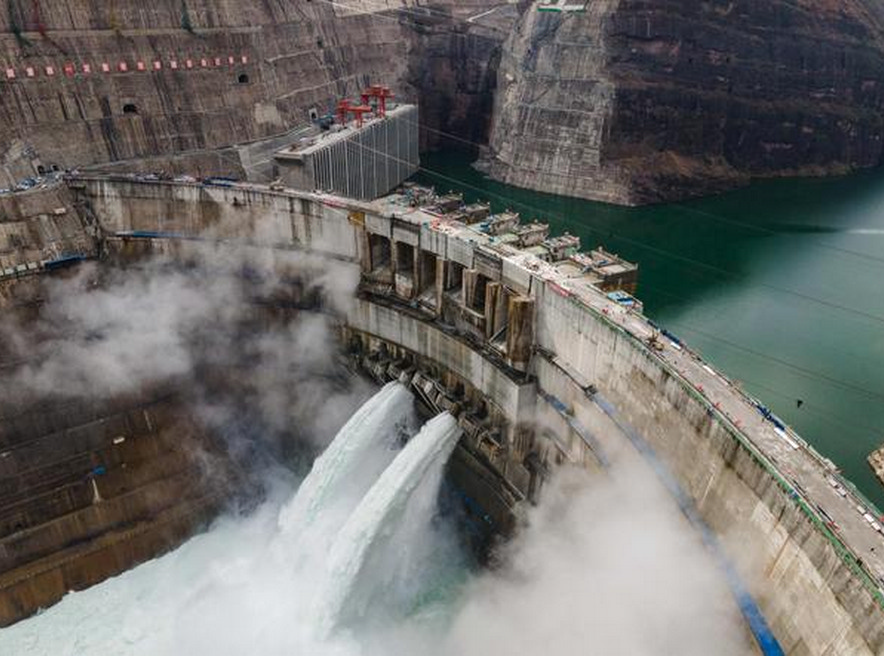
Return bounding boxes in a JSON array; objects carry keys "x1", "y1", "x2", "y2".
[
  {"x1": 0, "y1": 385, "x2": 753, "y2": 656},
  {"x1": 0, "y1": 386, "x2": 466, "y2": 656},
  {"x1": 317, "y1": 412, "x2": 463, "y2": 634},
  {"x1": 276, "y1": 381, "x2": 417, "y2": 546}
]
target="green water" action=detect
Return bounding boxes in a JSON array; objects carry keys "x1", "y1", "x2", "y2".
[{"x1": 416, "y1": 152, "x2": 884, "y2": 508}]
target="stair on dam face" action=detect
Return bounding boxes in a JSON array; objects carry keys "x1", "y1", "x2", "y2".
[
  {"x1": 0, "y1": 412, "x2": 179, "y2": 499},
  {"x1": 0, "y1": 386, "x2": 236, "y2": 626},
  {"x1": 0, "y1": 398, "x2": 196, "y2": 521},
  {"x1": 0, "y1": 491, "x2": 224, "y2": 627},
  {"x1": 0, "y1": 445, "x2": 198, "y2": 541},
  {"x1": 0, "y1": 465, "x2": 213, "y2": 575},
  {"x1": 0, "y1": 422, "x2": 231, "y2": 620},
  {"x1": 0, "y1": 393, "x2": 172, "y2": 454}
]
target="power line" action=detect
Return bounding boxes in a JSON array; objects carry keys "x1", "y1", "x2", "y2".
[
  {"x1": 335, "y1": 98, "x2": 884, "y2": 271},
  {"x1": 291, "y1": 1, "x2": 884, "y2": 442},
  {"x1": 324, "y1": 134, "x2": 884, "y2": 414},
  {"x1": 591, "y1": 277, "x2": 884, "y2": 436},
  {"x1": 410, "y1": 163, "x2": 884, "y2": 327},
  {"x1": 658, "y1": 316, "x2": 884, "y2": 404},
  {"x1": 105, "y1": 23, "x2": 879, "y2": 402},
  {"x1": 725, "y1": 373, "x2": 883, "y2": 440},
  {"x1": 638, "y1": 279, "x2": 873, "y2": 372},
  {"x1": 310, "y1": 0, "x2": 511, "y2": 38},
  {"x1": 670, "y1": 203, "x2": 884, "y2": 269},
  {"x1": 634, "y1": 284, "x2": 884, "y2": 440},
  {"x1": 87, "y1": 120, "x2": 884, "y2": 440},
  {"x1": 316, "y1": 0, "x2": 461, "y2": 21},
  {"x1": 314, "y1": 121, "x2": 884, "y2": 328},
  {"x1": 407, "y1": 119, "x2": 884, "y2": 270}
]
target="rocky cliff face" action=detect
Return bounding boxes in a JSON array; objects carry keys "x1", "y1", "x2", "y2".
[
  {"x1": 0, "y1": 1, "x2": 524, "y2": 185},
  {"x1": 3, "y1": 1, "x2": 884, "y2": 203},
  {"x1": 485, "y1": 0, "x2": 884, "y2": 204},
  {"x1": 404, "y1": 2, "x2": 518, "y2": 152},
  {"x1": 0, "y1": 0, "x2": 418, "y2": 184}
]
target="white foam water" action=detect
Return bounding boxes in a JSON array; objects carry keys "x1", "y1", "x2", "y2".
[
  {"x1": 0, "y1": 387, "x2": 464, "y2": 656},
  {"x1": 276, "y1": 381, "x2": 416, "y2": 549},
  {"x1": 316, "y1": 412, "x2": 463, "y2": 635}
]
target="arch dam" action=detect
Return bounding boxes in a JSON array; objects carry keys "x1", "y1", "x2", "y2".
[{"x1": 1, "y1": 175, "x2": 884, "y2": 655}]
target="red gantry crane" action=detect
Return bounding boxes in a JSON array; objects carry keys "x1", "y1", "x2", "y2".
[
  {"x1": 335, "y1": 85, "x2": 394, "y2": 128},
  {"x1": 361, "y1": 85, "x2": 394, "y2": 117},
  {"x1": 336, "y1": 98, "x2": 373, "y2": 128},
  {"x1": 347, "y1": 103, "x2": 372, "y2": 128},
  {"x1": 336, "y1": 99, "x2": 352, "y2": 125}
]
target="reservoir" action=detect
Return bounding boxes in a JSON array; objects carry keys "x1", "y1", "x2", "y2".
[{"x1": 417, "y1": 152, "x2": 884, "y2": 508}]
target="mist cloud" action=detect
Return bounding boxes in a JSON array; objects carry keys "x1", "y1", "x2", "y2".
[
  {"x1": 441, "y1": 465, "x2": 750, "y2": 656},
  {"x1": 0, "y1": 462, "x2": 753, "y2": 656},
  {"x1": 0, "y1": 240, "x2": 367, "y2": 456},
  {"x1": 0, "y1": 235, "x2": 754, "y2": 655}
]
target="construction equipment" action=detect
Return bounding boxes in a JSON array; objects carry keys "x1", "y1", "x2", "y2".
[
  {"x1": 337, "y1": 99, "x2": 373, "y2": 128},
  {"x1": 336, "y1": 99, "x2": 352, "y2": 124},
  {"x1": 347, "y1": 104, "x2": 372, "y2": 128},
  {"x1": 361, "y1": 84, "x2": 395, "y2": 117}
]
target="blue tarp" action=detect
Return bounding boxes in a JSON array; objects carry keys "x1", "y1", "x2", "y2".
[{"x1": 44, "y1": 254, "x2": 87, "y2": 270}]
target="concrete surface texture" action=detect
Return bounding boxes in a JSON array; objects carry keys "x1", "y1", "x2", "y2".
[
  {"x1": 275, "y1": 105, "x2": 420, "y2": 200},
  {"x1": 0, "y1": 183, "x2": 96, "y2": 275},
  {"x1": 0, "y1": 388, "x2": 231, "y2": 626}
]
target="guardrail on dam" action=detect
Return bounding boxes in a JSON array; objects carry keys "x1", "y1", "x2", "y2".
[{"x1": 3, "y1": 175, "x2": 884, "y2": 652}]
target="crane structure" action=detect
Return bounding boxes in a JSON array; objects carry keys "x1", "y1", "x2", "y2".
[
  {"x1": 361, "y1": 84, "x2": 395, "y2": 117},
  {"x1": 336, "y1": 98, "x2": 374, "y2": 128}
]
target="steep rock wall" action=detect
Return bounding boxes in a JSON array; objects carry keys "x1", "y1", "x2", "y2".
[
  {"x1": 485, "y1": 0, "x2": 884, "y2": 204},
  {"x1": 483, "y1": 2, "x2": 628, "y2": 203},
  {"x1": 0, "y1": 0, "x2": 416, "y2": 184},
  {"x1": 0, "y1": 1, "x2": 521, "y2": 184},
  {"x1": 4, "y1": 1, "x2": 884, "y2": 203},
  {"x1": 405, "y1": 1, "x2": 519, "y2": 152}
]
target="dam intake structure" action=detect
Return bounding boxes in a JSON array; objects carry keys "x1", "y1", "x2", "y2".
[{"x1": 1, "y1": 175, "x2": 884, "y2": 653}]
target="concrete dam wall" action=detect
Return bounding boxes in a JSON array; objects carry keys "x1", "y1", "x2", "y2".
[
  {"x1": 1, "y1": 177, "x2": 884, "y2": 653},
  {"x1": 14, "y1": 176, "x2": 873, "y2": 653}
]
